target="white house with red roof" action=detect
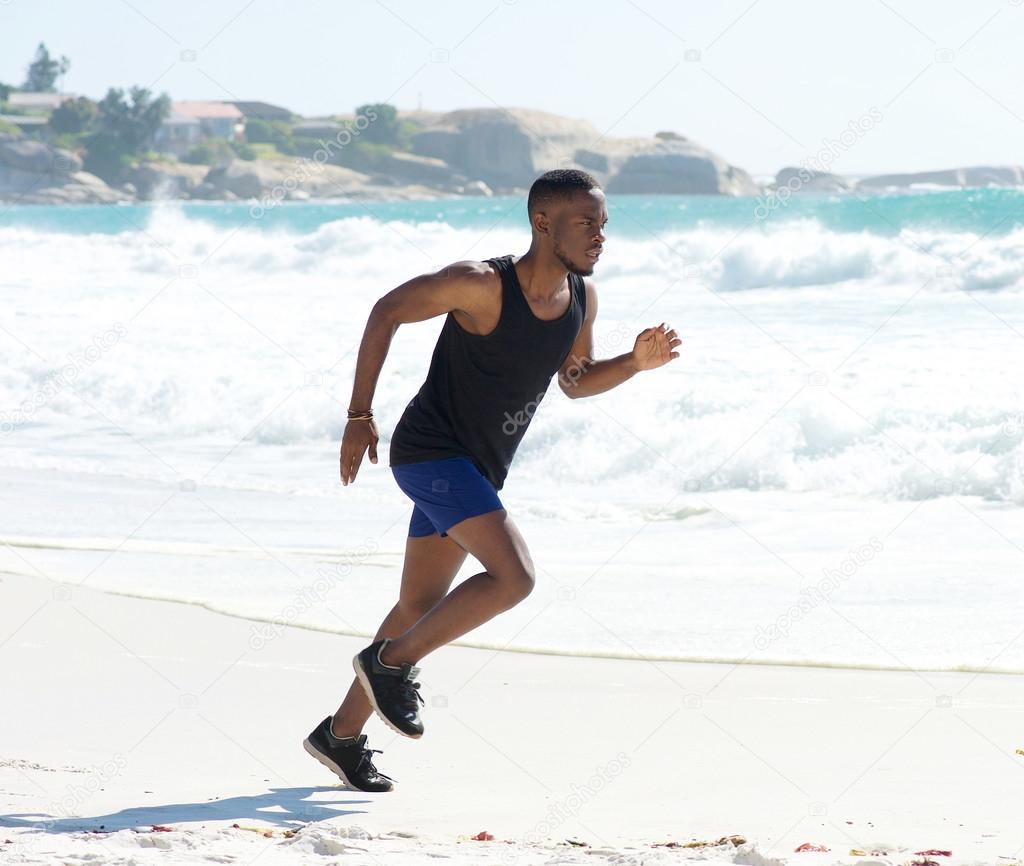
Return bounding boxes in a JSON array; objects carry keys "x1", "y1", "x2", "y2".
[
  {"x1": 154, "y1": 100, "x2": 244, "y2": 156},
  {"x1": 172, "y1": 101, "x2": 244, "y2": 139}
]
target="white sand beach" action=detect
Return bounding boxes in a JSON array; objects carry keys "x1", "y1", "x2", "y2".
[{"x1": 2, "y1": 564, "x2": 1022, "y2": 865}]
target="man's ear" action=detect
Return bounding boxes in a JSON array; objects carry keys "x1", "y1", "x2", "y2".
[{"x1": 532, "y1": 211, "x2": 551, "y2": 236}]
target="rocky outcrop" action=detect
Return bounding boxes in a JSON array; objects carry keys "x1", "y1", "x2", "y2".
[
  {"x1": 372, "y1": 151, "x2": 468, "y2": 188},
  {"x1": 202, "y1": 158, "x2": 373, "y2": 199},
  {"x1": 196, "y1": 158, "x2": 443, "y2": 202},
  {"x1": 857, "y1": 166, "x2": 1024, "y2": 190},
  {"x1": 1, "y1": 108, "x2": 766, "y2": 203},
  {"x1": 594, "y1": 135, "x2": 760, "y2": 196},
  {"x1": 411, "y1": 107, "x2": 600, "y2": 190},
  {"x1": 0, "y1": 135, "x2": 130, "y2": 204},
  {"x1": 0, "y1": 136, "x2": 81, "y2": 173},
  {"x1": 122, "y1": 160, "x2": 210, "y2": 199},
  {"x1": 0, "y1": 169, "x2": 132, "y2": 204},
  {"x1": 411, "y1": 110, "x2": 759, "y2": 196},
  {"x1": 774, "y1": 166, "x2": 849, "y2": 192}
]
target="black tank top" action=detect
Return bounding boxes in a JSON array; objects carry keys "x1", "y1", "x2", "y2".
[{"x1": 389, "y1": 254, "x2": 586, "y2": 491}]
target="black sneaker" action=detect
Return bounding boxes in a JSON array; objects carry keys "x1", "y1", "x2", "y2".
[
  {"x1": 353, "y1": 638, "x2": 425, "y2": 739},
  {"x1": 303, "y1": 716, "x2": 395, "y2": 792}
]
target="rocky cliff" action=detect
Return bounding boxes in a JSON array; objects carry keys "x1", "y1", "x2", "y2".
[
  {"x1": 410, "y1": 110, "x2": 758, "y2": 196},
  {"x1": 0, "y1": 135, "x2": 130, "y2": 204}
]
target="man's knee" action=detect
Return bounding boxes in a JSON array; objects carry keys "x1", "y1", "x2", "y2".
[
  {"x1": 447, "y1": 510, "x2": 536, "y2": 604},
  {"x1": 515, "y1": 569, "x2": 536, "y2": 602},
  {"x1": 495, "y1": 561, "x2": 535, "y2": 607}
]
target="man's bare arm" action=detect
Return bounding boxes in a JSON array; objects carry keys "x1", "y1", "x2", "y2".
[
  {"x1": 341, "y1": 261, "x2": 492, "y2": 485},
  {"x1": 557, "y1": 278, "x2": 680, "y2": 400}
]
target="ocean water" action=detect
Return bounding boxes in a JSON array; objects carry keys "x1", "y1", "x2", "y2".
[{"x1": 1, "y1": 190, "x2": 1022, "y2": 675}]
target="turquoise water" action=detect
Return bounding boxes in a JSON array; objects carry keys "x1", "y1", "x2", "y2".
[{"x1": 4, "y1": 187, "x2": 1024, "y2": 237}]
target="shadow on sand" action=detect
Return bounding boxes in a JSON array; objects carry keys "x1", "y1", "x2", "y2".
[{"x1": 0, "y1": 786, "x2": 371, "y2": 834}]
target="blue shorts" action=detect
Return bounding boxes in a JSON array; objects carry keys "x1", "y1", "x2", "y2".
[{"x1": 391, "y1": 456, "x2": 504, "y2": 538}]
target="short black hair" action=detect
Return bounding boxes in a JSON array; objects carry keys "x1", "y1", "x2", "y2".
[{"x1": 527, "y1": 169, "x2": 600, "y2": 217}]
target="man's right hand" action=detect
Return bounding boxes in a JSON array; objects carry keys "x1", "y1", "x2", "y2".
[{"x1": 340, "y1": 418, "x2": 380, "y2": 486}]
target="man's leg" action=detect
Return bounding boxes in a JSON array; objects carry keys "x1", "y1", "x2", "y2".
[
  {"x1": 330, "y1": 530, "x2": 468, "y2": 737},
  {"x1": 378, "y1": 509, "x2": 535, "y2": 667}
]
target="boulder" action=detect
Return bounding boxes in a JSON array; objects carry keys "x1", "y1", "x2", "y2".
[
  {"x1": 962, "y1": 165, "x2": 1024, "y2": 185},
  {"x1": 203, "y1": 158, "x2": 373, "y2": 200},
  {"x1": 204, "y1": 160, "x2": 264, "y2": 198},
  {"x1": 345, "y1": 183, "x2": 444, "y2": 201},
  {"x1": 410, "y1": 127, "x2": 461, "y2": 166},
  {"x1": 0, "y1": 169, "x2": 132, "y2": 204},
  {"x1": 190, "y1": 181, "x2": 222, "y2": 201},
  {"x1": 857, "y1": 165, "x2": 1024, "y2": 189},
  {"x1": 0, "y1": 135, "x2": 128, "y2": 203},
  {"x1": 122, "y1": 160, "x2": 209, "y2": 199},
  {"x1": 411, "y1": 107, "x2": 599, "y2": 189},
  {"x1": 601, "y1": 137, "x2": 761, "y2": 196},
  {"x1": 775, "y1": 166, "x2": 850, "y2": 192},
  {"x1": 0, "y1": 136, "x2": 82, "y2": 174},
  {"x1": 411, "y1": 111, "x2": 759, "y2": 196},
  {"x1": 374, "y1": 150, "x2": 467, "y2": 187}
]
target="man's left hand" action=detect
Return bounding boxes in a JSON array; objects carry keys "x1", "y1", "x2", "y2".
[{"x1": 632, "y1": 322, "x2": 681, "y2": 371}]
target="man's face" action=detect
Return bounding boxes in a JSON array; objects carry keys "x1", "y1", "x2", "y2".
[{"x1": 550, "y1": 188, "x2": 608, "y2": 277}]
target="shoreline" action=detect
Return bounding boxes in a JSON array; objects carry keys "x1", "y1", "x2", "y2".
[
  {"x1": 1, "y1": 464, "x2": 1022, "y2": 678},
  {"x1": 5, "y1": 550, "x2": 1024, "y2": 678}
]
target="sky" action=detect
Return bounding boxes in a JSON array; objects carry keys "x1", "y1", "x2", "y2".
[{"x1": 2, "y1": 0, "x2": 1023, "y2": 176}]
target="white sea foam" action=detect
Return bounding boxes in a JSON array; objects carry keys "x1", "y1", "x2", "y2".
[{"x1": 3, "y1": 209, "x2": 1020, "y2": 503}]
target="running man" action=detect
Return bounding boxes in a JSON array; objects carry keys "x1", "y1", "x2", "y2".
[{"x1": 304, "y1": 169, "x2": 680, "y2": 791}]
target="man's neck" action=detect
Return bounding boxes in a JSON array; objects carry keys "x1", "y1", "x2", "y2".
[{"x1": 514, "y1": 248, "x2": 569, "y2": 301}]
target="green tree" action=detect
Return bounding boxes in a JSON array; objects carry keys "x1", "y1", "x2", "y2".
[
  {"x1": 354, "y1": 103, "x2": 401, "y2": 146},
  {"x1": 50, "y1": 96, "x2": 98, "y2": 134},
  {"x1": 23, "y1": 43, "x2": 69, "y2": 92},
  {"x1": 97, "y1": 87, "x2": 169, "y2": 150},
  {"x1": 84, "y1": 86, "x2": 170, "y2": 181},
  {"x1": 0, "y1": 82, "x2": 12, "y2": 102},
  {"x1": 183, "y1": 138, "x2": 232, "y2": 165},
  {"x1": 244, "y1": 117, "x2": 295, "y2": 153},
  {"x1": 230, "y1": 140, "x2": 256, "y2": 160}
]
